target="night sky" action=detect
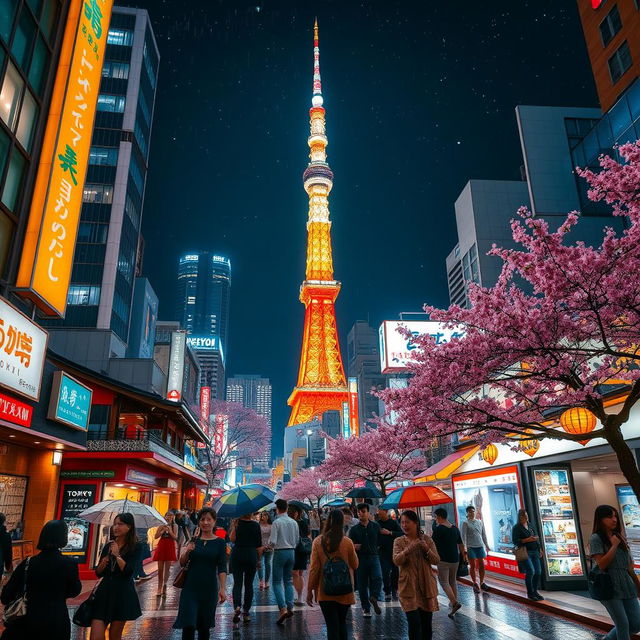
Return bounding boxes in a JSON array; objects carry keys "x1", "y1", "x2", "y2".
[{"x1": 118, "y1": 0, "x2": 599, "y2": 457}]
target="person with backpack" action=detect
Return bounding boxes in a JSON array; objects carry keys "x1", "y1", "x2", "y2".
[{"x1": 306, "y1": 509, "x2": 359, "y2": 640}]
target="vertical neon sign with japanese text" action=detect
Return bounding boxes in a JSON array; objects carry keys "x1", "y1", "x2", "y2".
[{"x1": 17, "y1": 0, "x2": 114, "y2": 316}]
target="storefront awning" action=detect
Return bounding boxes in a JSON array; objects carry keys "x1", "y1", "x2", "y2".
[{"x1": 414, "y1": 446, "x2": 479, "y2": 483}]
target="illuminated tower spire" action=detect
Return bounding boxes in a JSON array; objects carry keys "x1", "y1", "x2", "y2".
[{"x1": 287, "y1": 20, "x2": 349, "y2": 428}]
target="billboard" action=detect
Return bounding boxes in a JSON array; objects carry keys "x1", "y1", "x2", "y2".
[
  {"x1": 16, "y1": 0, "x2": 114, "y2": 316},
  {"x1": 341, "y1": 401, "x2": 350, "y2": 438},
  {"x1": 379, "y1": 320, "x2": 465, "y2": 373},
  {"x1": 166, "y1": 331, "x2": 187, "y2": 402},
  {"x1": 59, "y1": 483, "x2": 99, "y2": 563},
  {"x1": 198, "y1": 386, "x2": 211, "y2": 449},
  {"x1": 0, "y1": 296, "x2": 48, "y2": 401},
  {"x1": 48, "y1": 370, "x2": 93, "y2": 431},
  {"x1": 213, "y1": 414, "x2": 228, "y2": 456},
  {"x1": 348, "y1": 377, "x2": 359, "y2": 437},
  {"x1": 187, "y1": 335, "x2": 218, "y2": 350}
]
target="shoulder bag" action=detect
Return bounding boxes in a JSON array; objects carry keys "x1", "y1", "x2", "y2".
[
  {"x1": 173, "y1": 557, "x2": 191, "y2": 588},
  {"x1": 2, "y1": 557, "x2": 29, "y2": 626},
  {"x1": 514, "y1": 546, "x2": 529, "y2": 563},
  {"x1": 296, "y1": 536, "x2": 312, "y2": 555},
  {"x1": 72, "y1": 579, "x2": 101, "y2": 627},
  {"x1": 588, "y1": 558, "x2": 613, "y2": 600}
]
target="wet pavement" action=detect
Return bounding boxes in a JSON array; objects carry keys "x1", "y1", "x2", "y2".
[{"x1": 66, "y1": 565, "x2": 607, "y2": 639}]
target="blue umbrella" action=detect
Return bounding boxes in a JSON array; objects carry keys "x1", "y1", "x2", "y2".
[
  {"x1": 324, "y1": 498, "x2": 348, "y2": 508},
  {"x1": 212, "y1": 484, "x2": 276, "y2": 518}
]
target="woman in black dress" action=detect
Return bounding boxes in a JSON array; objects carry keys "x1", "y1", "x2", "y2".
[
  {"x1": 229, "y1": 513, "x2": 263, "y2": 628},
  {"x1": 173, "y1": 507, "x2": 228, "y2": 640},
  {"x1": 90, "y1": 513, "x2": 142, "y2": 640},
  {"x1": 0, "y1": 520, "x2": 81, "y2": 640},
  {"x1": 290, "y1": 505, "x2": 311, "y2": 606}
]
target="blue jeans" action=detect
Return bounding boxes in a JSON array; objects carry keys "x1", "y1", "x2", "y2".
[
  {"x1": 602, "y1": 597, "x2": 640, "y2": 640},
  {"x1": 356, "y1": 554, "x2": 383, "y2": 612},
  {"x1": 522, "y1": 551, "x2": 542, "y2": 596},
  {"x1": 271, "y1": 549, "x2": 295, "y2": 610},
  {"x1": 258, "y1": 550, "x2": 273, "y2": 583}
]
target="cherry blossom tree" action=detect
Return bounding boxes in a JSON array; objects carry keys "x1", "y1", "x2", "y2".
[
  {"x1": 202, "y1": 400, "x2": 270, "y2": 494},
  {"x1": 319, "y1": 424, "x2": 426, "y2": 496},
  {"x1": 382, "y1": 142, "x2": 640, "y2": 500},
  {"x1": 279, "y1": 467, "x2": 328, "y2": 509}
]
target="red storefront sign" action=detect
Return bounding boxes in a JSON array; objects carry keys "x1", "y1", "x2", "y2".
[{"x1": 0, "y1": 391, "x2": 32, "y2": 427}]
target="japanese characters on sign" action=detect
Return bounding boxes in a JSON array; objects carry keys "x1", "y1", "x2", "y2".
[
  {"x1": 48, "y1": 371, "x2": 93, "y2": 431},
  {"x1": 167, "y1": 331, "x2": 187, "y2": 402},
  {"x1": 0, "y1": 297, "x2": 48, "y2": 401},
  {"x1": 379, "y1": 320, "x2": 466, "y2": 373},
  {"x1": 0, "y1": 392, "x2": 32, "y2": 428},
  {"x1": 348, "y1": 377, "x2": 359, "y2": 437},
  {"x1": 198, "y1": 386, "x2": 211, "y2": 449},
  {"x1": 60, "y1": 483, "x2": 98, "y2": 562},
  {"x1": 16, "y1": 0, "x2": 114, "y2": 316},
  {"x1": 213, "y1": 414, "x2": 227, "y2": 456}
]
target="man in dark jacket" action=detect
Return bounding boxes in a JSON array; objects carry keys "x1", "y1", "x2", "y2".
[
  {"x1": 0, "y1": 512, "x2": 13, "y2": 582},
  {"x1": 376, "y1": 507, "x2": 402, "y2": 600}
]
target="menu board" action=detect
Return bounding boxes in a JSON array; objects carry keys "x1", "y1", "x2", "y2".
[
  {"x1": 0, "y1": 473, "x2": 27, "y2": 532},
  {"x1": 534, "y1": 469, "x2": 583, "y2": 577},
  {"x1": 616, "y1": 484, "x2": 640, "y2": 568},
  {"x1": 59, "y1": 483, "x2": 98, "y2": 563}
]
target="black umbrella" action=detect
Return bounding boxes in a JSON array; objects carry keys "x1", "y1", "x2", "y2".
[
  {"x1": 288, "y1": 499, "x2": 313, "y2": 511},
  {"x1": 346, "y1": 487, "x2": 382, "y2": 499}
]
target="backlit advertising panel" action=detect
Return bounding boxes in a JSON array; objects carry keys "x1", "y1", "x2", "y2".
[
  {"x1": 48, "y1": 370, "x2": 92, "y2": 430},
  {"x1": 616, "y1": 484, "x2": 640, "y2": 569},
  {"x1": 341, "y1": 401, "x2": 350, "y2": 438},
  {"x1": 198, "y1": 386, "x2": 211, "y2": 448},
  {"x1": 379, "y1": 321, "x2": 465, "y2": 373},
  {"x1": 348, "y1": 377, "x2": 359, "y2": 437},
  {"x1": 59, "y1": 483, "x2": 98, "y2": 563},
  {"x1": 533, "y1": 468, "x2": 584, "y2": 579},
  {"x1": 452, "y1": 465, "x2": 522, "y2": 577},
  {"x1": 166, "y1": 331, "x2": 186, "y2": 402},
  {"x1": 16, "y1": 0, "x2": 113, "y2": 316},
  {"x1": 214, "y1": 414, "x2": 228, "y2": 456}
]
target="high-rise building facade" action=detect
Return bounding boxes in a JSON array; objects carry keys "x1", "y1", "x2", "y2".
[
  {"x1": 175, "y1": 251, "x2": 231, "y2": 399},
  {"x1": 226, "y1": 374, "x2": 272, "y2": 469},
  {"x1": 347, "y1": 321, "x2": 385, "y2": 431},
  {"x1": 287, "y1": 21, "x2": 348, "y2": 427},
  {"x1": 43, "y1": 7, "x2": 159, "y2": 350}
]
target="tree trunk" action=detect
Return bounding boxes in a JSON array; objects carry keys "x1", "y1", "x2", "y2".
[
  {"x1": 379, "y1": 480, "x2": 387, "y2": 498},
  {"x1": 605, "y1": 424, "x2": 640, "y2": 503}
]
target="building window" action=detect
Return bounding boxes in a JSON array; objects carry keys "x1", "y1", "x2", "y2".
[
  {"x1": 67, "y1": 285, "x2": 101, "y2": 306},
  {"x1": 83, "y1": 183, "x2": 113, "y2": 204},
  {"x1": 15, "y1": 88, "x2": 37, "y2": 151},
  {"x1": 609, "y1": 41, "x2": 633, "y2": 84},
  {"x1": 102, "y1": 61, "x2": 130, "y2": 79},
  {"x1": 107, "y1": 29, "x2": 133, "y2": 46},
  {"x1": 97, "y1": 94, "x2": 126, "y2": 113},
  {"x1": 1, "y1": 148, "x2": 26, "y2": 211},
  {"x1": 0, "y1": 62, "x2": 24, "y2": 132},
  {"x1": 600, "y1": 5, "x2": 622, "y2": 47},
  {"x1": 89, "y1": 146, "x2": 118, "y2": 166}
]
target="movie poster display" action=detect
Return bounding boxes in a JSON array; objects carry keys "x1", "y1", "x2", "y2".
[
  {"x1": 452, "y1": 465, "x2": 522, "y2": 577},
  {"x1": 59, "y1": 483, "x2": 98, "y2": 563},
  {"x1": 533, "y1": 469, "x2": 584, "y2": 578},
  {"x1": 616, "y1": 484, "x2": 640, "y2": 568}
]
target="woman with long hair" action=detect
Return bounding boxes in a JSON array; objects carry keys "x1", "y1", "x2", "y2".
[
  {"x1": 90, "y1": 513, "x2": 142, "y2": 640},
  {"x1": 258, "y1": 511, "x2": 273, "y2": 590},
  {"x1": 306, "y1": 509, "x2": 359, "y2": 640},
  {"x1": 153, "y1": 510, "x2": 178, "y2": 596},
  {"x1": 512, "y1": 509, "x2": 544, "y2": 601},
  {"x1": 173, "y1": 507, "x2": 227, "y2": 640},
  {"x1": 393, "y1": 510, "x2": 440, "y2": 640},
  {"x1": 590, "y1": 505, "x2": 640, "y2": 640},
  {"x1": 0, "y1": 520, "x2": 81, "y2": 640}
]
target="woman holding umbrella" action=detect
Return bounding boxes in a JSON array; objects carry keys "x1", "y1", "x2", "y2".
[
  {"x1": 90, "y1": 513, "x2": 142, "y2": 640},
  {"x1": 173, "y1": 507, "x2": 227, "y2": 640}
]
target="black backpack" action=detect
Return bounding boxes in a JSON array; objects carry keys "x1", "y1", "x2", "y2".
[{"x1": 322, "y1": 546, "x2": 353, "y2": 596}]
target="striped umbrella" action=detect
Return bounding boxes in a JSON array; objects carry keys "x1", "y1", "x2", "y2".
[
  {"x1": 379, "y1": 485, "x2": 452, "y2": 510},
  {"x1": 212, "y1": 484, "x2": 276, "y2": 518}
]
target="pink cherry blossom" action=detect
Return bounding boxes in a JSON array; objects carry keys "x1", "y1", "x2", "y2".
[{"x1": 279, "y1": 467, "x2": 328, "y2": 508}]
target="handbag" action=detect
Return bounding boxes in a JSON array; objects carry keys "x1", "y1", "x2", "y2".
[
  {"x1": 2, "y1": 558, "x2": 29, "y2": 626},
  {"x1": 588, "y1": 559, "x2": 613, "y2": 600},
  {"x1": 296, "y1": 536, "x2": 312, "y2": 555},
  {"x1": 456, "y1": 559, "x2": 469, "y2": 578},
  {"x1": 514, "y1": 546, "x2": 529, "y2": 563},
  {"x1": 72, "y1": 580, "x2": 101, "y2": 627},
  {"x1": 173, "y1": 560, "x2": 190, "y2": 588}
]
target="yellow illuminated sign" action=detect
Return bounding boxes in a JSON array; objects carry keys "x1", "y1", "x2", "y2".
[{"x1": 16, "y1": 0, "x2": 113, "y2": 317}]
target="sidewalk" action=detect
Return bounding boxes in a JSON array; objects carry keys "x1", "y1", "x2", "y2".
[{"x1": 459, "y1": 573, "x2": 639, "y2": 638}]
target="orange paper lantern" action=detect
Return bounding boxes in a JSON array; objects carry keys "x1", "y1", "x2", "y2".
[
  {"x1": 521, "y1": 439, "x2": 540, "y2": 457},
  {"x1": 560, "y1": 407, "x2": 596, "y2": 438},
  {"x1": 482, "y1": 444, "x2": 498, "y2": 465}
]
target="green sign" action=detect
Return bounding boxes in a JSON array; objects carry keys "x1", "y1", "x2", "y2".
[
  {"x1": 60, "y1": 470, "x2": 115, "y2": 478},
  {"x1": 48, "y1": 371, "x2": 93, "y2": 431}
]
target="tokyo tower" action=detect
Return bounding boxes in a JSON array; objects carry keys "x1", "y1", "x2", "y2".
[{"x1": 287, "y1": 20, "x2": 349, "y2": 427}]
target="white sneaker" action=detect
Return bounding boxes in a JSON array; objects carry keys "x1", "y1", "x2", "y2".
[{"x1": 363, "y1": 611, "x2": 372, "y2": 618}]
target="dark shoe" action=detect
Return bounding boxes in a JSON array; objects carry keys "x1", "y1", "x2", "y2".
[
  {"x1": 533, "y1": 593, "x2": 544, "y2": 601},
  {"x1": 392, "y1": 590, "x2": 398, "y2": 600},
  {"x1": 363, "y1": 611, "x2": 372, "y2": 618},
  {"x1": 449, "y1": 602, "x2": 462, "y2": 617},
  {"x1": 233, "y1": 608, "x2": 241, "y2": 625},
  {"x1": 480, "y1": 582, "x2": 490, "y2": 592},
  {"x1": 276, "y1": 610, "x2": 288, "y2": 625},
  {"x1": 243, "y1": 612, "x2": 251, "y2": 623},
  {"x1": 384, "y1": 594, "x2": 392, "y2": 602},
  {"x1": 286, "y1": 608, "x2": 294, "y2": 618},
  {"x1": 472, "y1": 583, "x2": 481, "y2": 593},
  {"x1": 370, "y1": 597, "x2": 382, "y2": 615}
]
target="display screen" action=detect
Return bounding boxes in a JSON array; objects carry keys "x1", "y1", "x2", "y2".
[
  {"x1": 59, "y1": 483, "x2": 98, "y2": 563},
  {"x1": 534, "y1": 469, "x2": 583, "y2": 577},
  {"x1": 616, "y1": 484, "x2": 640, "y2": 568},
  {"x1": 453, "y1": 468, "x2": 521, "y2": 556}
]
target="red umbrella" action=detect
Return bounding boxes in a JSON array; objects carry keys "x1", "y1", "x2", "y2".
[{"x1": 380, "y1": 485, "x2": 452, "y2": 509}]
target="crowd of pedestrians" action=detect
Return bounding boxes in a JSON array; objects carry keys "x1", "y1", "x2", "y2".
[{"x1": 0, "y1": 501, "x2": 636, "y2": 640}]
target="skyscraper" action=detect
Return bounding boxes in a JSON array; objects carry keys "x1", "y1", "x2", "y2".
[
  {"x1": 287, "y1": 20, "x2": 348, "y2": 427},
  {"x1": 43, "y1": 7, "x2": 159, "y2": 352},
  {"x1": 176, "y1": 251, "x2": 231, "y2": 399},
  {"x1": 226, "y1": 374, "x2": 272, "y2": 469}
]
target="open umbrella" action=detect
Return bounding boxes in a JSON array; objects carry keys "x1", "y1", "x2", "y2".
[
  {"x1": 77, "y1": 499, "x2": 167, "y2": 528},
  {"x1": 288, "y1": 500, "x2": 312, "y2": 511},
  {"x1": 323, "y1": 498, "x2": 348, "y2": 508},
  {"x1": 346, "y1": 487, "x2": 382, "y2": 499},
  {"x1": 380, "y1": 485, "x2": 452, "y2": 510},
  {"x1": 212, "y1": 484, "x2": 276, "y2": 518}
]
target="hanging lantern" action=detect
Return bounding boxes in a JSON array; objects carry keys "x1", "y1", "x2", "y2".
[
  {"x1": 521, "y1": 438, "x2": 540, "y2": 457},
  {"x1": 482, "y1": 444, "x2": 498, "y2": 465},
  {"x1": 578, "y1": 440, "x2": 590, "y2": 446},
  {"x1": 560, "y1": 407, "x2": 596, "y2": 439}
]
